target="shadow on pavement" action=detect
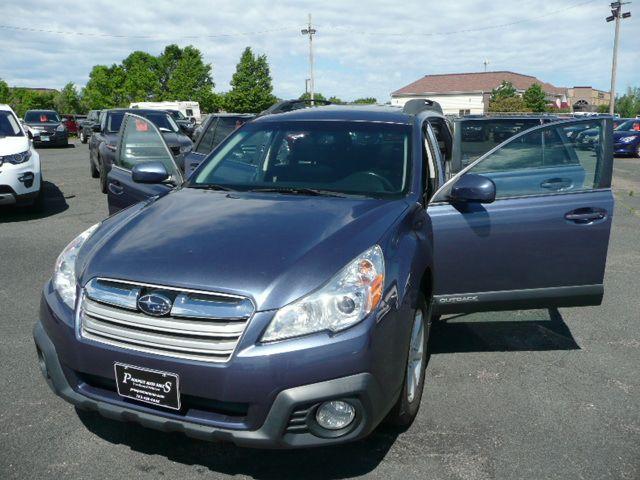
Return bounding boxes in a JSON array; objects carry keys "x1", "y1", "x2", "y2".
[
  {"x1": 431, "y1": 308, "x2": 580, "y2": 353},
  {"x1": 76, "y1": 408, "x2": 399, "y2": 479},
  {"x1": 0, "y1": 180, "x2": 69, "y2": 223}
]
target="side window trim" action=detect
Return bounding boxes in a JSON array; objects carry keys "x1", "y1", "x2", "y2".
[{"x1": 429, "y1": 118, "x2": 612, "y2": 205}]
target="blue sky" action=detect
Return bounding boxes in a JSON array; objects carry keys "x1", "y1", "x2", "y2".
[{"x1": 0, "y1": 0, "x2": 638, "y2": 102}]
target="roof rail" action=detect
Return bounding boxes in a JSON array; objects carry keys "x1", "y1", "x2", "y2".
[
  {"x1": 402, "y1": 99, "x2": 443, "y2": 116},
  {"x1": 257, "y1": 99, "x2": 332, "y2": 117}
]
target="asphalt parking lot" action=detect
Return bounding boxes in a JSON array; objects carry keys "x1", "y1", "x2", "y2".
[{"x1": 1, "y1": 140, "x2": 638, "y2": 480}]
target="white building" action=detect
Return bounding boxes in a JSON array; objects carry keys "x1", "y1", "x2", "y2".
[{"x1": 391, "y1": 71, "x2": 567, "y2": 115}]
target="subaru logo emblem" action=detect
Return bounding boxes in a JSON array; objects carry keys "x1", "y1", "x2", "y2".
[{"x1": 137, "y1": 293, "x2": 172, "y2": 317}]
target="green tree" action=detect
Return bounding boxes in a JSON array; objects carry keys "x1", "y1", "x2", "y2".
[
  {"x1": 327, "y1": 96, "x2": 343, "y2": 104},
  {"x1": 8, "y1": 88, "x2": 57, "y2": 117},
  {"x1": 352, "y1": 97, "x2": 377, "y2": 104},
  {"x1": 299, "y1": 92, "x2": 327, "y2": 101},
  {"x1": 615, "y1": 87, "x2": 640, "y2": 118},
  {"x1": 597, "y1": 104, "x2": 610, "y2": 114},
  {"x1": 224, "y1": 47, "x2": 276, "y2": 113},
  {"x1": 54, "y1": 82, "x2": 82, "y2": 113},
  {"x1": 490, "y1": 81, "x2": 518, "y2": 101},
  {"x1": 487, "y1": 96, "x2": 530, "y2": 113},
  {"x1": 121, "y1": 51, "x2": 162, "y2": 103},
  {"x1": 0, "y1": 78, "x2": 9, "y2": 104},
  {"x1": 522, "y1": 84, "x2": 547, "y2": 112},
  {"x1": 82, "y1": 64, "x2": 127, "y2": 109},
  {"x1": 164, "y1": 46, "x2": 215, "y2": 105}
]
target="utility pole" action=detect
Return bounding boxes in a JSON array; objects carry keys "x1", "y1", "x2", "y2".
[
  {"x1": 483, "y1": 59, "x2": 489, "y2": 73},
  {"x1": 606, "y1": 1, "x2": 631, "y2": 116},
  {"x1": 301, "y1": 14, "x2": 316, "y2": 104}
]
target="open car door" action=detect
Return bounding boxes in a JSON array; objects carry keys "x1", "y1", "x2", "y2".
[
  {"x1": 428, "y1": 117, "x2": 614, "y2": 314},
  {"x1": 107, "y1": 113, "x2": 183, "y2": 215}
]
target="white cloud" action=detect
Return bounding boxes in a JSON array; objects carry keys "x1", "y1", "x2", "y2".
[{"x1": 0, "y1": 0, "x2": 637, "y2": 102}]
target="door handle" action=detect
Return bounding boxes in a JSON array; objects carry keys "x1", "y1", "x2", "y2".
[
  {"x1": 541, "y1": 178, "x2": 572, "y2": 191},
  {"x1": 565, "y1": 207, "x2": 607, "y2": 224},
  {"x1": 108, "y1": 181, "x2": 124, "y2": 196}
]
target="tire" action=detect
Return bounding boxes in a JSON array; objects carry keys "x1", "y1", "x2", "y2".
[
  {"x1": 99, "y1": 157, "x2": 108, "y2": 194},
  {"x1": 636, "y1": 144, "x2": 640, "y2": 159},
  {"x1": 80, "y1": 130, "x2": 87, "y2": 144},
  {"x1": 385, "y1": 292, "x2": 431, "y2": 428},
  {"x1": 90, "y1": 158, "x2": 99, "y2": 178}
]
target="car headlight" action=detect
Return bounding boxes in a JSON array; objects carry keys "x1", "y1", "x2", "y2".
[
  {"x1": 3, "y1": 150, "x2": 31, "y2": 164},
  {"x1": 620, "y1": 136, "x2": 637, "y2": 143},
  {"x1": 56, "y1": 124, "x2": 66, "y2": 132},
  {"x1": 52, "y1": 224, "x2": 100, "y2": 309},
  {"x1": 262, "y1": 245, "x2": 385, "y2": 342}
]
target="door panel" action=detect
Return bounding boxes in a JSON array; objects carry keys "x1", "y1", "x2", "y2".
[
  {"x1": 429, "y1": 118, "x2": 614, "y2": 314},
  {"x1": 107, "y1": 113, "x2": 181, "y2": 214}
]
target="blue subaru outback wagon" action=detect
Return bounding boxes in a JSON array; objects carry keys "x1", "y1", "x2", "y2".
[{"x1": 33, "y1": 102, "x2": 614, "y2": 448}]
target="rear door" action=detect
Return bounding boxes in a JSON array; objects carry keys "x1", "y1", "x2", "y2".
[
  {"x1": 107, "y1": 113, "x2": 183, "y2": 215},
  {"x1": 428, "y1": 118, "x2": 614, "y2": 314},
  {"x1": 184, "y1": 116, "x2": 217, "y2": 177}
]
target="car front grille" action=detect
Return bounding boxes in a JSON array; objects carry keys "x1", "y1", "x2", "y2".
[{"x1": 78, "y1": 278, "x2": 254, "y2": 363}]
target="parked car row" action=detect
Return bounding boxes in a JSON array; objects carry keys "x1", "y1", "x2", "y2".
[{"x1": 34, "y1": 99, "x2": 616, "y2": 448}]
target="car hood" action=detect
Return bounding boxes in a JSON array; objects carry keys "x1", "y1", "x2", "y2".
[
  {"x1": 161, "y1": 131, "x2": 191, "y2": 148},
  {"x1": 79, "y1": 188, "x2": 408, "y2": 311},
  {"x1": 614, "y1": 131, "x2": 640, "y2": 141},
  {"x1": 0, "y1": 136, "x2": 30, "y2": 155},
  {"x1": 26, "y1": 122, "x2": 61, "y2": 129}
]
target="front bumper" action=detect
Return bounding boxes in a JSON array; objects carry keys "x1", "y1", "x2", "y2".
[
  {"x1": 33, "y1": 130, "x2": 68, "y2": 146},
  {"x1": 34, "y1": 283, "x2": 402, "y2": 448},
  {"x1": 614, "y1": 142, "x2": 639, "y2": 155}
]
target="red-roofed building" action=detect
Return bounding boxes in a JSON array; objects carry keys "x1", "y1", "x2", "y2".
[{"x1": 391, "y1": 71, "x2": 568, "y2": 115}]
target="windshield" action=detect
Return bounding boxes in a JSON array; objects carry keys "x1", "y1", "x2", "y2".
[
  {"x1": 144, "y1": 112, "x2": 179, "y2": 133},
  {"x1": 0, "y1": 111, "x2": 24, "y2": 137},
  {"x1": 168, "y1": 110, "x2": 186, "y2": 120},
  {"x1": 191, "y1": 121, "x2": 411, "y2": 198},
  {"x1": 615, "y1": 120, "x2": 640, "y2": 132},
  {"x1": 24, "y1": 111, "x2": 60, "y2": 123}
]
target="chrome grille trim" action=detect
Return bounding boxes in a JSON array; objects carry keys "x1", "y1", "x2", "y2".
[{"x1": 78, "y1": 278, "x2": 254, "y2": 363}]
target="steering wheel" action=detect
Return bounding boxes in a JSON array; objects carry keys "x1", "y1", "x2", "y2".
[{"x1": 363, "y1": 171, "x2": 395, "y2": 191}]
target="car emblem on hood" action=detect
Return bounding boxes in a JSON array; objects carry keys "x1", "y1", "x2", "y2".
[{"x1": 137, "y1": 293, "x2": 173, "y2": 317}]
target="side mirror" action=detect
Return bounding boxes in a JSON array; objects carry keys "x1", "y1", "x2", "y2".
[
  {"x1": 131, "y1": 161, "x2": 170, "y2": 184},
  {"x1": 92, "y1": 124, "x2": 101, "y2": 132},
  {"x1": 449, "y1": 174, "x2": 496, "y2": 204}
]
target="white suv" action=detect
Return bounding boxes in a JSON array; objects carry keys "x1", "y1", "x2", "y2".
[{"x1": 0, "y1": 104, "x2": 42, "y2": 211}]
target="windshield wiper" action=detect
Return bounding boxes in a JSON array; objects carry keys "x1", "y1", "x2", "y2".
[
  {"x1": 189, "y1": 184, "x2": 236, "y2": 191},
  {"x1": 248, "y1": 187, "x2": 348, "y2": 198}
]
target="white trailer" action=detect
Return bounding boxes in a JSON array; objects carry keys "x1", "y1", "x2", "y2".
[{"x1": 129, "y1": 101, "x2": 202, "y2": 123}]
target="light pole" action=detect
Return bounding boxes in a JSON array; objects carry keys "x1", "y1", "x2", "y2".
[
  {"x1": 301, "y1": 14, "x2": 316, "y2": 104},
  {"x1": 606, "y1": 2, "x2": 631, "y2": 116}
]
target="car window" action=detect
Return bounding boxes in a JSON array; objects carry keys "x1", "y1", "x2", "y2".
[
  {"x1": 211, "y1": 118, "x2": 241, "y2": 147},
  {"x1": 118, "y1": 115, "x2": 180, "y2": 180},
  {"x1": 195, "y1": 118, "x2": 217, "y2": 154},
  {"x1": 466, "y1": 120, "x2": 605, "y2": 199},
  {"x1": 0, "y1": 111, "x2": 23, "y2": 137},
  {"x1": 106, "y1": 112, "x2": 125, "y2": 133},
  {"x1": 458, "y1": 119, "x2": 543, "y2": 168},
  {"x1": 192, "y1": 121, "x2": 411, "y2": 197}
]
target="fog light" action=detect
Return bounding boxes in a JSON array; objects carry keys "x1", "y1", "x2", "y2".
[
  {"x1": 315, "y1": 400, "x2": 355, "y2": 430},
  {"x1": 19, "y1": 172, "x2": 35, "y2": 188}
]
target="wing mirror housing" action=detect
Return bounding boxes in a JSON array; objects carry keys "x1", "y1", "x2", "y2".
[
  {"x1": 91, "y1": 123, "x2": 101, "y2": 132},
  {"x1": 449, "y1": 174, "x2": 496, "y2": 204},
  {"x1": 131, "y1": 161, "x2": 170, "y2": 184}
]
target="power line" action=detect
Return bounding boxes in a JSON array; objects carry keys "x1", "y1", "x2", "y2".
[
  {"x1": 0, "y1": 24, "x2": 299, "y2": 39},
  {"x1": 317, "y1": 0, "x2": 600, "y2": 37},
  {"x1": 0, "y1": 0, "x2": 600, "y2": 40}
]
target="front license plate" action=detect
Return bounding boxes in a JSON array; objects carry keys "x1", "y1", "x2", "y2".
[
  {"x1": 40, "y1": 136, "x2": 50, "y2": 141},
  {"x1": 114, "y1": 363, "x2": 181, "y2": 410}
]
